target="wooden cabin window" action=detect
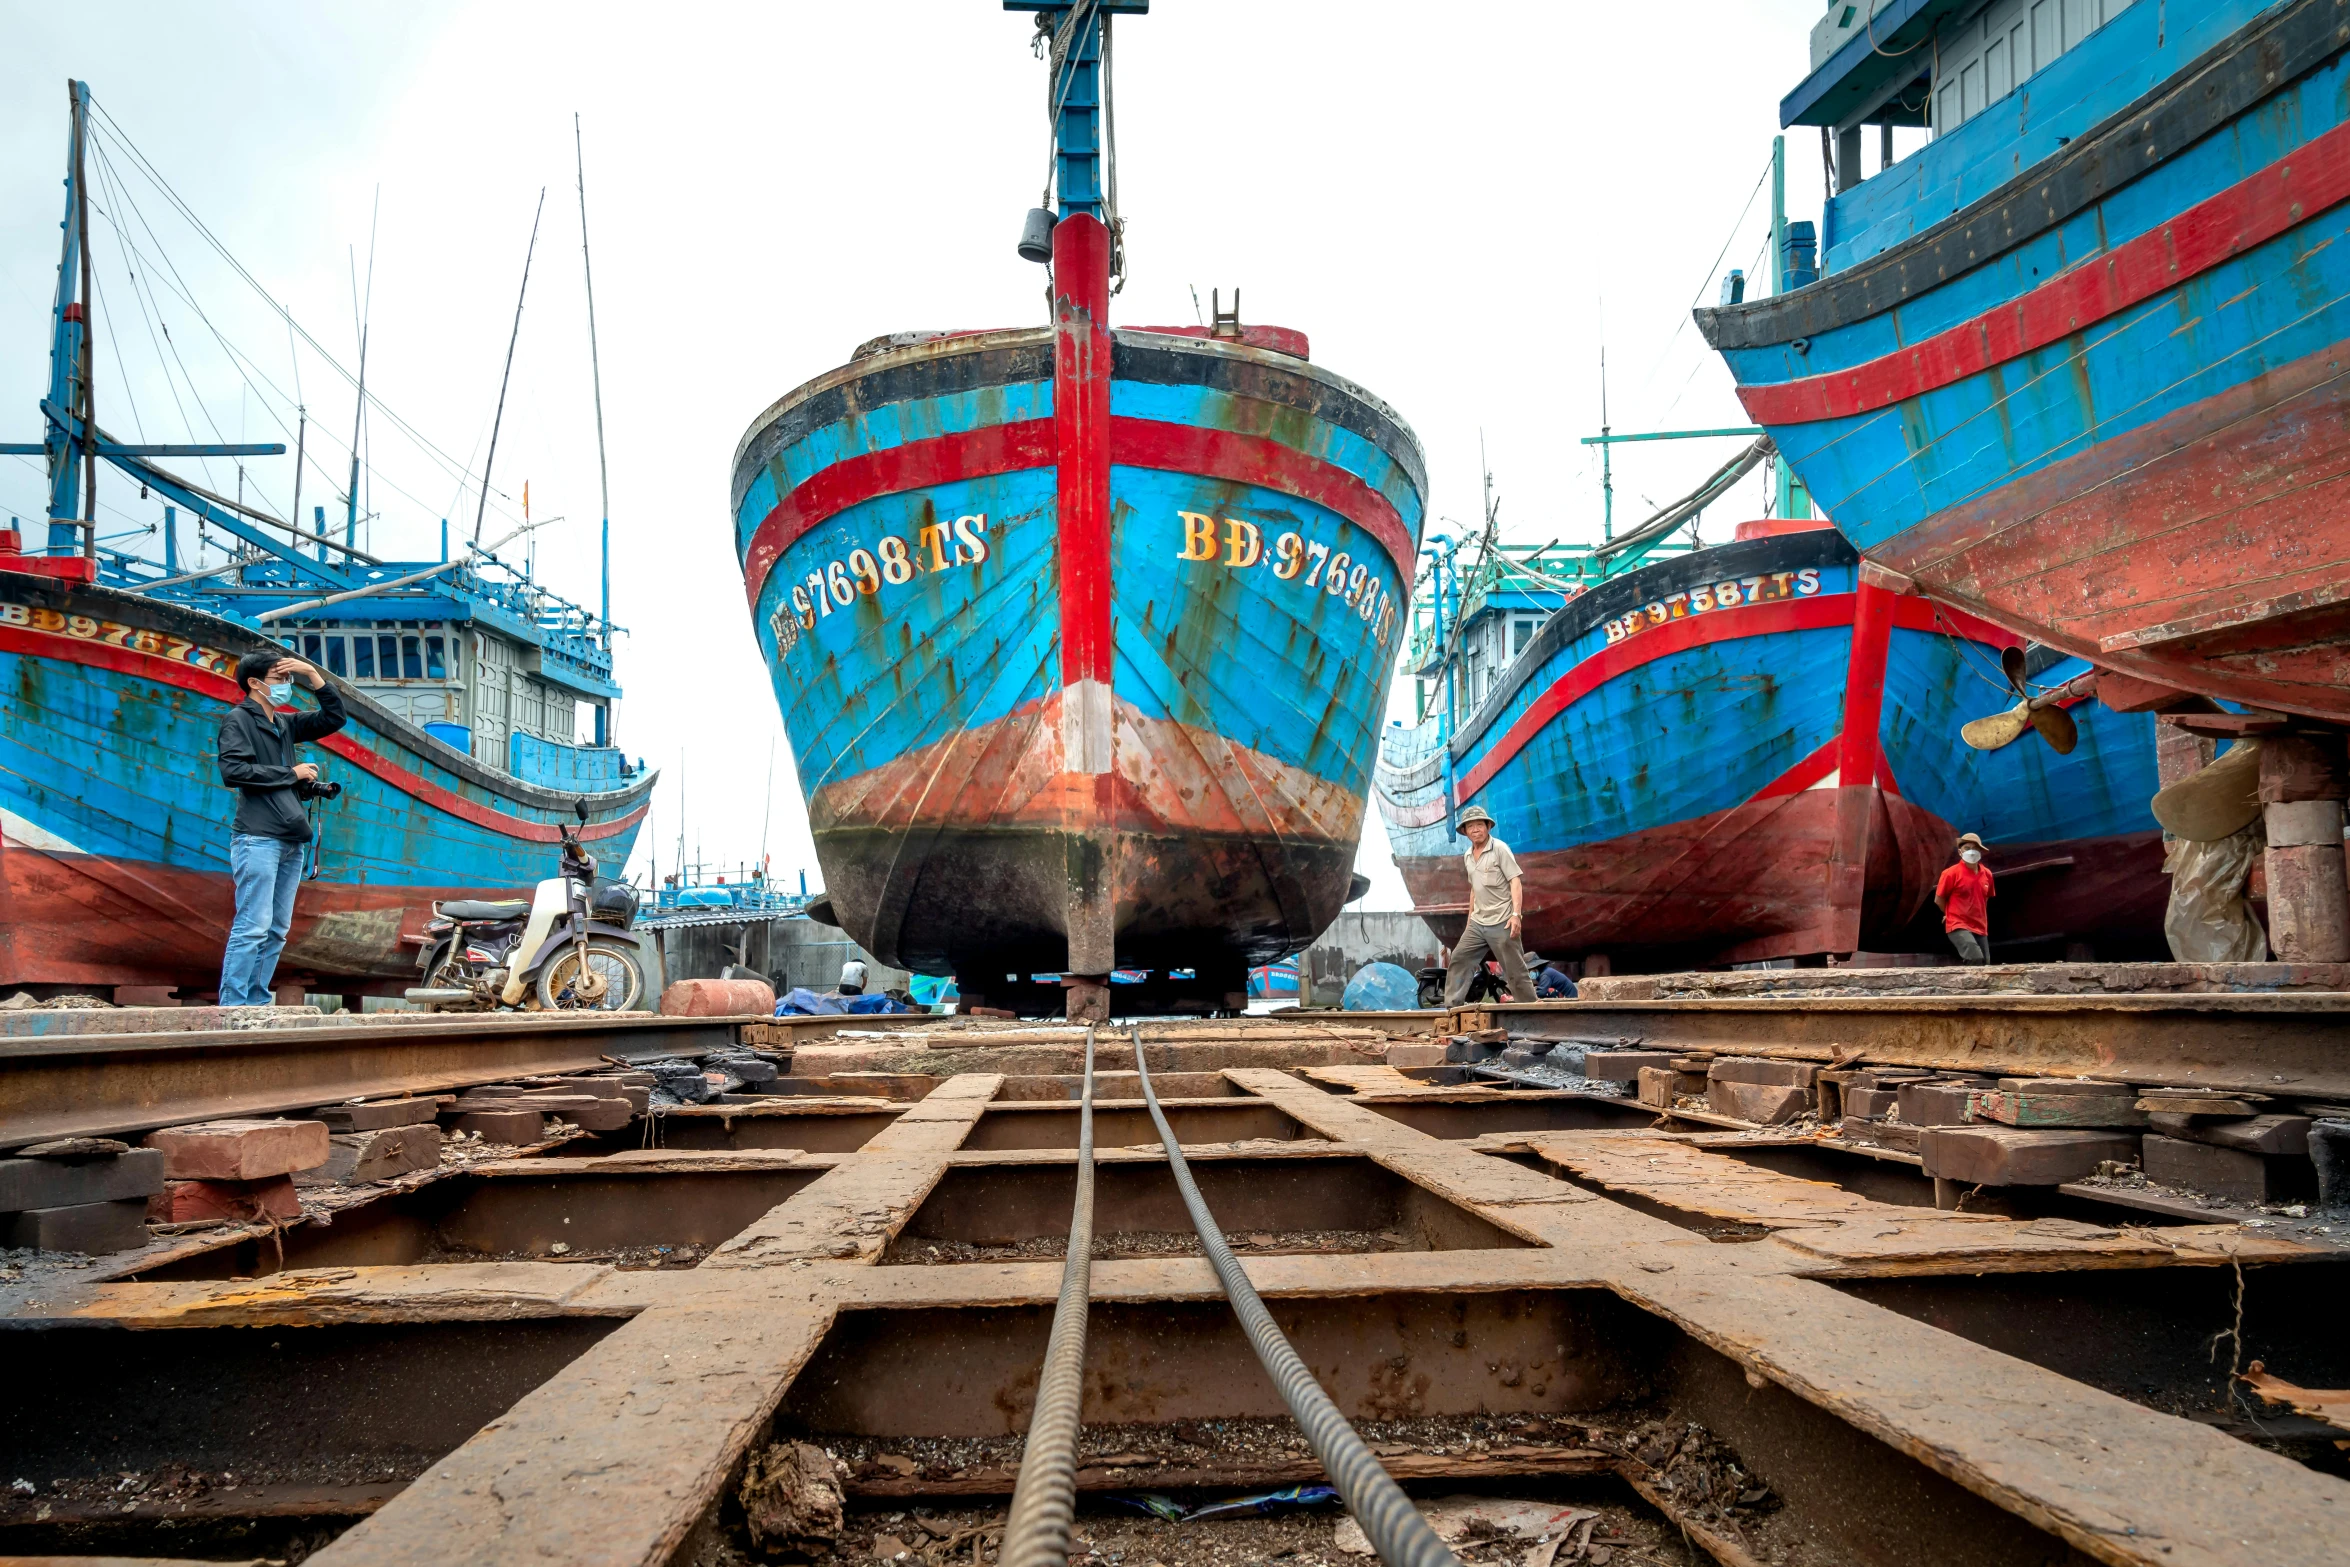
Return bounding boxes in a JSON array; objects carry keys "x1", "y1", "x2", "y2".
[
  {"x1": 324, "y1": 636, "x2": 347, "y2": 677},
  {"x1": 353, "y1": 637, "x2": 374, "y2": 678},
  {"x1": 400, "y1": 636, "x2": 422, "y2": 680},
  {"x1": 302, "y1": 634, "x2": 323, "y2": 665},
  {"x1": 424, "y1": 636, "x2": 446, "y2": 679}
]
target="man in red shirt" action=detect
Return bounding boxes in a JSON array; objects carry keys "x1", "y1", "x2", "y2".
[{"x1": 1934, "y1": 831, "x2": 1995, "y2": 964}]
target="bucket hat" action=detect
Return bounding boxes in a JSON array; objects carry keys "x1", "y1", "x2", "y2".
[{"x1": 1457, "y1": 804, "x2": 1496, "y2": 829}]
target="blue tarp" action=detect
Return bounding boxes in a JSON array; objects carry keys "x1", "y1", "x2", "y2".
[{"x1": 1342, "y1": 960, "x2": 1419, "y2": 1011}]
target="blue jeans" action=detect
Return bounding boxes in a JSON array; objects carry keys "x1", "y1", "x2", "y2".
[{"x1": 220, "y1": 833, "x2": 306, "y2": 1005}]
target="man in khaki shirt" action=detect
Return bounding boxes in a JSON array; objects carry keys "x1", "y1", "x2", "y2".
[{"x1": 1444, "y1": 804, "x2": 1535, "y2": 1005}]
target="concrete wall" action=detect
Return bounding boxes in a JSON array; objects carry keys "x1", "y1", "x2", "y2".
[{"x1": 1298, "y1": 911, "x2": 1444, "y2": 1004}]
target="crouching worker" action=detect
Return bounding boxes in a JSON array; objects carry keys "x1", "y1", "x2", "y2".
[{"x1": 216, "y1": 652, "x2": 345, "y2": 1005}]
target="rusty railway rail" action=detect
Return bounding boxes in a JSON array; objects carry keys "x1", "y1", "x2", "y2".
[
  {"x1": 1456, "y1": 993, "x2": 2350, "y2": 1099},
  {"x1": 0, "y1": 1012, "x2": 763, "y2": 1145}
]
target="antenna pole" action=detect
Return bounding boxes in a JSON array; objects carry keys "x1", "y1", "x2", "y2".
[
  {"x1": 473, "y1": 189, "x2": 545, "y2": 543},
  {"x1": 575, "y1": 116, "x2": 613, "y2": 645},
  {"x1": 289, "y1": 408, "x2": 306, "y2": 564},
  {"x1": 1599, "y1": 347, "x2": 1613, "y2": 542},
  {"x1": 348, "y1": 190, "x2": 378, "y2": 550},
  {"x1": 72, "y1": 83, "x2": 96, "y2": 554}
]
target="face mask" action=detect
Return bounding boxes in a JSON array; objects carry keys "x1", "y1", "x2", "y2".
[
  {"x1": 1961, "y1": 848, "x2": 1982, "y2": 865},
  {"x1": 266, "y1": 682, "x2": 294, "y2": 705}
]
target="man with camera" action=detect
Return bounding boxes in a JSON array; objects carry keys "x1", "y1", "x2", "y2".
[{"x1": 217, "y1": 652, "x2": 346, "y2": 1006}]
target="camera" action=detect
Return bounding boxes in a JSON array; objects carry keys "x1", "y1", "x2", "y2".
[{"x1": 295, "y1": 777, "x2": 343, "y2": 802}]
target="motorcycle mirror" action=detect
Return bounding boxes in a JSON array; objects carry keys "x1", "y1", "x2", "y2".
[{"x1": 574, "y1": 799, "x2": 590, "y2": 824}]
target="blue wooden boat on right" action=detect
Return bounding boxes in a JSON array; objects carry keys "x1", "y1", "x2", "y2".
[{"x1": 1698, "y1": 0, "x2": 2350, "y2": 724}]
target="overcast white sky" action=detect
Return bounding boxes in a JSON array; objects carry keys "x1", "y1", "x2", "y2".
[{"x1": 0, "y1": 1, "x2": 1881, "y2": 912}]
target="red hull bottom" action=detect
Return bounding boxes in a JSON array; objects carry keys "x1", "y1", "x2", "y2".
[
  {"x1": 1400, "y1": 798, "x2": 2169, "y2": 968},
  {"x1": 0, "y1": 841, "x2": 524, "y2": 991},
  {"x1": 1398, "y1": 786, "x2": 1947, "y2": 966}
]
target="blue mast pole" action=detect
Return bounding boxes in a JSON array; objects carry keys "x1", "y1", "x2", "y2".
[{"x1": 46, "y1": 81, "x2": 91, "y2": 542}]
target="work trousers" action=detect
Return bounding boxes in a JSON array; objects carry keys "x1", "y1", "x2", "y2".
[
  {"x1": 220, "y1": 832, "x2": 306, "y2": 1006},
  {"x1": 1445, "y1": 919, "x2": 1535, "y2": 1005},
  {"x1": 1947, "y1": 928, "x2": 1990, "y2": 965}
]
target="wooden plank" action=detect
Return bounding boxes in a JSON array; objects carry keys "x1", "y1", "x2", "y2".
[
  {"x1": 1969, "y1": 1089, "x2": 2150, "y2": 1128},
  {"x1": 1229, "y1": 1071, "x2": 2349, "y2": 1567},
  {"x1": 314, "y1": 1297, "x2": 834, "y2": 1567},
  {"x1": 703, "y1": 1074, "x2": 1001, "y2": 1267}
]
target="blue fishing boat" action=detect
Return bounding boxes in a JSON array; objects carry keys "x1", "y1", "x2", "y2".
[
  {"x1": 0, "y1": 83, "x2": 650, "y2": 999},
  {"x1": 1696, "y1": 0, "x2": 2350, "y2": 725},
  {"x1": 733, "y1": 4, "x2": 1422, "y2": 1016},
  {"x1": 1377, "y1": 519, "x2": 2167, "y2": 967}
]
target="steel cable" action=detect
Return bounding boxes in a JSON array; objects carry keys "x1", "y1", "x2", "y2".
[
  {"x1": 999, "y1": 1022, "x2": 1099, "y2": 1567},
  {"x1": 1130, "y1": 1026, "x2": 1460, "y2": 1567}
]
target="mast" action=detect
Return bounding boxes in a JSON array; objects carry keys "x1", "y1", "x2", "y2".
[
  {"x1": 472, "y1": 189, "x2": 544, "y2": 543},
  {"x1": 575, "y1": 116, "x2": 612, "y2": 646},
  {"x1": 1598, "y1": 347, "x2": 1612, "y2": 542},
  {"x1": 74, "y1": 84, "x2": 96, "y2": 555},
  {"x1": 347, "y1": 191, "x2": 378, "y2": 552}
]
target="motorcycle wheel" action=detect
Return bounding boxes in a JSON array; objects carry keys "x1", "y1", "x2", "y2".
[{"x1": 535, "y1": 936, "x2": 645, "y2": 1012}]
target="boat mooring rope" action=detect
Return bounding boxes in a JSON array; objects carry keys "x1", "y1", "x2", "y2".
[
  {"x1": 998, "y1": 1022, "x2": 1099, "y2": 1567},
  {"x1": 1130, "y1": 1026, "x2": 1461, "y2": 1567}
]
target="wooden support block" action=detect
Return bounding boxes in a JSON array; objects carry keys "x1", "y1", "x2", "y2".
[
  {"x1": 1, "y1": 1197, "x2": 150, "y2": 1254},
  {"x1": 1384, "y1": 1042, "x2": 1448, "y2": 1068},
  {"x1": 1896, "y1": 1082, "x2": 1977, "y2": 1126},
  {"x1": 2142, "y1": 1133, "x2": 2313, "y2": 1203},
  {"x1": 1709, "y1": 1056, "x2": 1819, "y2": 1088},
  {"x1": 0, "y1": 1147, "x2": 164, "y2": 1211},
  {"x1": 144, "y1": 1118, "x2": 330, "y2": 1181},
  {"x1": 2146, "y1": 1113, "x2": 2311, "y2": 1156},
  {"x1": 1707, "y1": 1079, "x2": 1811, "y2": 1125},
  {"x1": 295, "y1": 1125, "x2": 445, "y2": 1187},
  {"x1": 1969, "y1": 1090, "x2": 2149, "y2": 1129},
  {"x1": 150, "y1": 1175, "x2": 302, "y2": 1224},
  {"x1": 1919, "y1": 1127, "x2": 2140, "y2": 1187},
  {"x1": 1859, "y1": 1120, "x2": 1923, "y2": 1152},
  {"x1": 445, "y1": 1110, "x2": 546, "y2": 1144},
  {"x1": 2137, "y1": 1092, "x2": 2268, "y2": 1117},
  {"x1": 1844, "y1": 1087, "x2": 1898, "y2": 1119},
  {"x1": 1581, "y1": 1050, "x2": 1670, "y2": 1082},
  {"x1": 572, "y1": 1080, "x2": 654, "y2": 1113},
  {"x1": 311, "y1": 1098, "x2": 441, "y2": 1132},
  {"x1": 1995, "y1": 1078, "x2": 2134, "y2": 1096},
  {"x1": 1636, "y1": 1066, "x2": 1676, "y2": 1109}
]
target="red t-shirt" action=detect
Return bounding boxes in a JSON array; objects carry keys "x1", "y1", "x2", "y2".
[{"x1": 1936, "y1": 861, "x2": 1995, "y2": 935}]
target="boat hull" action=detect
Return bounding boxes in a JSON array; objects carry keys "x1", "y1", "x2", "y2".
[
  {"x1": 732, "y1": 315, "x2": 1425, "y2": 984},
  {"x1": 1378, "y1": 531, "x2": 2166, "y2": 967},
  {"x1": 1697, "y1": 0, "x2": 2350, "y2": 721},
  {"x1": 0, "y1": 576, "x2": 652, "y2": 992}
]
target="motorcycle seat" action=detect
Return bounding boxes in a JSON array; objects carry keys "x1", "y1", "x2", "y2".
[{"x1": 436, "y1": 899, "x2": 531, "y2": 921}]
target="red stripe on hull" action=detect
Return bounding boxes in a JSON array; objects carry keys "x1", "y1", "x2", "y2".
[
  {"x1": 1737, "y1": 118, "x2": 2350, "y2": 425},
  {"x1": 734, "y1": 419, "x2": 1421, "y2": 611},
  {"x1": 0, "y1": 625, "x2": 646, "y2": 843},
  {"x1": 0, "y1": 846, "x2": 520, "y2": 987},
  {"x1": 738, "y1": 422, "x2": 1056, "y2": 612},
  {"x1": 1455, "y1": 595, "x2": 1856, "y2": 801},
  {"x1": 1398, "y1": 784, "x2": 1947, "y2": 963},
  {"x1": 1106, "y1": 416, "x2": 1416, "y2": 584},
  {"x1": 1872, "y1": 334, "x2": 2350, "y2": 722}
]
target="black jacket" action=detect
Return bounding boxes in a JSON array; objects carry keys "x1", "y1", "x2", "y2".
[{"x1": 217, "y1": 681, "x2": 348, "y2": 842}]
